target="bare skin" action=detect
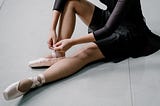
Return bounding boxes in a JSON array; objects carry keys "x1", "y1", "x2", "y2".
[
  {"x1": 47, "y1": 0, "x2": 95, "y2": 58},
  {"x1": 18, "y1": 0, "x2": 105, "y2": 92}
]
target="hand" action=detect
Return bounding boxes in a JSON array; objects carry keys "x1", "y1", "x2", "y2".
[
  {"x1": 54, "y1": 39, "x2": 74, "y2": 52},
  {"x1": 47, "y1": 30, "x2": 57, "y2": 50}
]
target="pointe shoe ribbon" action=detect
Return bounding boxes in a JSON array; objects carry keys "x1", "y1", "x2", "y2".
[
  {"x1": 29, "y1": 74, "x2": 45, "y2": 88},
  {"x1": 3, "y1": 74, "x2": 45, "y2": 101},
  {"x1": 52, "y1": 50, "x2": 63, "y2": 58}
]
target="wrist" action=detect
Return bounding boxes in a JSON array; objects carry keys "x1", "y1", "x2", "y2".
[{"x1": 70, "y1": 39, "x2": 77, "y2": 46}]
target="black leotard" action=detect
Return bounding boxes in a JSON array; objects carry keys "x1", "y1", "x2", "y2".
[
  {"x1": 53, "y1": 0, "x2": 67, "y2": 12},
  {"x1": 53, "y1": 0, "x2": 160, "y2": 58},
  {"x1": 53, "y1": 0, "x2": 147, "y2": 39}
]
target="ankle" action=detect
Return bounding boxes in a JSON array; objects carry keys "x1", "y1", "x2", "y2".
[
  {"x1": 52, "y1": 50, "x2": 65, "y2": 58},
  {"x1": 37, "y1": 76, "x2": 42, "y2": 84},
  {"x1": 18, "y1": 74, "x2": 45, "y2": 92},
  {"x1": 18, "y1": 79, "x2": 33, "y2": 92}
]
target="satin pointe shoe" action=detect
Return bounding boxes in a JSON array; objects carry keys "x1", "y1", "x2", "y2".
[
  {"x1": 51, "y1": 50, "x2": 63, "y2": 58},
  {"x1": 28, "y1": 58, "x2": 52, "y2": 68},
  {"x1": 28, "y1": 50, "x2": 63, "y2": 68},
  {"x1": 3, "y1": 81, "x2": 25, "y2": 100},
  {"x1": 3, "y1": 74, "x2": 45, "y2": 101}
]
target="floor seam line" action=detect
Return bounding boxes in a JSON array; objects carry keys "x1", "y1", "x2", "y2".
[{"x1": 128, "y1": 59, "x2": 134, "y2": 106}]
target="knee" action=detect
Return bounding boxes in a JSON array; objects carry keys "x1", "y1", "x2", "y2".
[
  {"x1": 65, "y1": 0, "x2": 80, "y2": 12},
  {"x1": 65, "y1": 1, "x2": 75, "y2": 9},
  {"x1": 73, "y1": 46, "x2": 97, "y2": 60}
]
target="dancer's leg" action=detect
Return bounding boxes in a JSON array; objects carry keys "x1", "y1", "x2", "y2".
[
  {"x1": 4, "y1": 43, "x2": 105, "y2": 100},
  {"x1": 57, "y1": 0, "x2": 95, "y2": 40},
  {"x1": 46, "y1": 0, "x2": 94, "y2": 55},
  {"x1": 19, "y1": 43, "x2": 104, "y2": 91},
  {"x1": 43, "y1": 43, "x2": 104, "y2": 83},
  {"x1": 39, "y1": 0, "x2": 95, "y2": 65}
]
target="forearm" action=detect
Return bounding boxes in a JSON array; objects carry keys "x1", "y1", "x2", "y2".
[
  {"x1": 50, "y1": 10, "x2": 61, "y2": 31},
  {"x1": 72, "y1": 33, "x2": 96, "y2": 45},
  {"x1": 53, "y1": 33, "x2": 96, "y2": 52}
]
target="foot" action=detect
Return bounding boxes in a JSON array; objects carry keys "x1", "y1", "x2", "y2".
[
  {"x1": 28, "y1": 51, "x2": 65, "y2": 68},
  {"x1": 28, "y1": 57, "x2": 64, "y2": 68},
  {"x1": 18, "y1": 79, "x2": 33, "y2": 92},
  {"x1": 3, "y1": 75, "x2": 45, "y2": 100},
  {"x1": 3, "y1": 79, "x2": 34, "y2": 100},
  {"x1": 51, "y1": 50, "x2": 65, "y2": 58},
  {"x1": 45, "y1": 51, "x2": 65, "y2": 58}
]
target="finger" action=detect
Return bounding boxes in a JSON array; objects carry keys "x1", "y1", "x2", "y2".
[
  {"x1": 55, "y1": 41, "x2": 62, "y2": 47},
  {"x1": 48, "y1": 42, "x2": 52, "y2": 48},
  {"x1": 48, "y1": 39, "x2": 52, "y2": 45},
  {"x1": 49, "y1": 45, "x2": 54, "y2": 50},
  {"x1": 48, "y1": 42, "x2": 54, "y2": 50},
  {"x1": 54, "y1": 45, "x2": 64, "y2": 52},
  {"x1": 54, "y1": 46, "x2": 63, "y2": 52},
  {"x1": 48, "y1": 43, "x2": 52, "y2": 49},
  {"x1": 49, "y1": 46, "x2": 54, "y2": 50}
]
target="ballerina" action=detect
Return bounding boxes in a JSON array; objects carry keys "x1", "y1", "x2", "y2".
[{"x1": 3, "y1": 0, "x2": 160, "y2": 100}]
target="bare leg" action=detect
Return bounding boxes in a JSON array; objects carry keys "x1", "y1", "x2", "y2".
[
  {"x1": 19, "y1": 43, "x2": 105, "y2": 91},
  {"x1": 20, "y1": 0, "x2": 97, "y2": 90},
  {"x1": 57, "y1": 0, "x2": 95, "y2": 40},
  {"x1": 3, "y1": 1, "x2": 103, "y2": 100},
  {"x1": 45, "y1": 0, "x2": 95, "y2": 59},
  {"x1": 43, "y1": 43, "x2": 104, "y2": 83}
]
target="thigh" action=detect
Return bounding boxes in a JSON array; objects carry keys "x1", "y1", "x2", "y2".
[
  {"x1": 69, "y1": 0, "x2": 95, "y2": 26},
  {"x1": 72, "y1": 43, "x2": 105, "y2": 62}
]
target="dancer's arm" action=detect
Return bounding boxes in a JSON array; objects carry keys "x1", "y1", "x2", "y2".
[
  {"x1": 93, "y1": 0, "x2": 131, "y2": 41},
  {"x1": 48, "y1": 0, "x2": 68, "y2": 49},
  {"x1": 51, "y1": 0, "x2": 68, "y2": 30},
  {"x1": 48, "y1": 11, "x2": 61, "y2": 49},
  {"x1": 72, "y1": 33, "x2": 96, "y2": 44},
  {"x1": 50, "y1": 10, "x2": 61, "y2": 30},
  {"x1": 54, "y1": 33, "x2": 96, "y2": 52}
]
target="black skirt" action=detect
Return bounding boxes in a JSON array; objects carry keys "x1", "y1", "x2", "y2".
[{"x1": 88, "y1": 6, "x2": 160, "y2": 63}]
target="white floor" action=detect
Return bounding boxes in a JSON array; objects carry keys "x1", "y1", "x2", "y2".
[{"x1": 0, "y1": 0, "x2": 160, "y2": 106}]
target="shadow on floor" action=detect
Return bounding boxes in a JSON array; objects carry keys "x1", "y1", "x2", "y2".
[{"x1": 16, "y1": 61, "x2": 106, "y2": 106}]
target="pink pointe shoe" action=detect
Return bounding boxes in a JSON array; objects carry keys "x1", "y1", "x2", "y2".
[
  {"x1": 3, "y1": 81, "x2": 25, "y2": 100},
  {"x1": 28, "y1": 50, "x2": 63, "y2": 68},
  {"x1": 3, "y1": 74, "x2": 45, "y2": 101}
]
